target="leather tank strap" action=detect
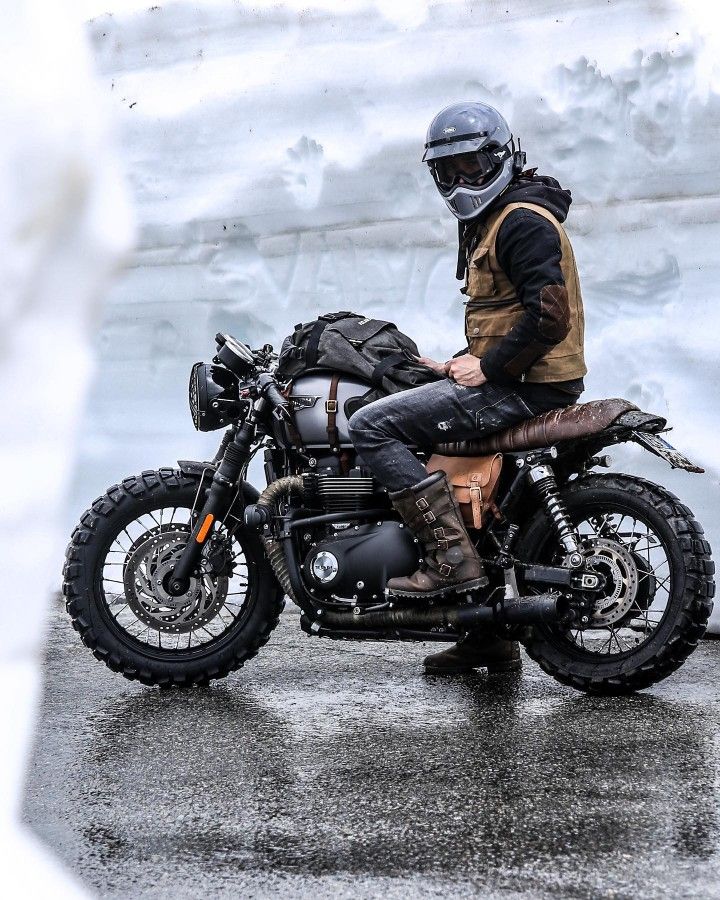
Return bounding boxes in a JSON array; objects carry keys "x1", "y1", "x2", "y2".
[{"x1": 326, "y1": 373, "x2": 341, "y2": 451}]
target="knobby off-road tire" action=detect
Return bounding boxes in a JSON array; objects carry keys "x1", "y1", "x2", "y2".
[
  {"x1": 517, "y1": 474, "x2": 715, "y2": 695},
  {"x1": 63, "y1": 468, "x2": 284, "y2": 687}
]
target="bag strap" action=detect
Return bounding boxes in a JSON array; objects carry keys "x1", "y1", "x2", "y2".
[
  {"x1": 326, "y1": 373, "x2": 341, "y2": 451},
  {"x1": 304, "y1": 311, "x2": 354, "y2": 367},
  {"x1": 305, "y1": 319, "x2": 329, "y2": 368},
  {"x1": 370, "y1": 351, "x2": 409, "y2": 389}
]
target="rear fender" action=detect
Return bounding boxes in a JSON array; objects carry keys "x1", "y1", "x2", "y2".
[
  {"x1": 630, "y1": 432, "x2": 705, "y2": 474},
  {"x1": 603, "y1": 413, "x2": 704, "y2": 474}
]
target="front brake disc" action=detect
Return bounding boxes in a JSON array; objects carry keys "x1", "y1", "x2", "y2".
[{"x1": 123, "y1": 526, "x2": 228, "y2": 633}]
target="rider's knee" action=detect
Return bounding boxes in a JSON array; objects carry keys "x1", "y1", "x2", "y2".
[
  {"x1": 347, "y1": 408, "x2": 367, "y2": 440},
  {"x1": 348, "y1": 406, "x2": 377, "y2": 443}
]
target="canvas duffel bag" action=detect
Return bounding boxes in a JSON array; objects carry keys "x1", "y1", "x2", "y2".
[{"x1": 277, "y1": 311, "x2": 440, "y2": 402}]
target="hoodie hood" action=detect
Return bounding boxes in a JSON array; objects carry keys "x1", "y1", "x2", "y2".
[
  {"x1": 456, "y1": 170, "x2": 572, "y2": 279},
  {"x1": 489, "y1": 169, "x2": 572, "y2": 223}
]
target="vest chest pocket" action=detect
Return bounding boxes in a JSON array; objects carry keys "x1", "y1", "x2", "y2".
[
  {"x1": 465, "y1": 246, "x2": 497, "y2": 299},
  {"x1": 465, "y1": 304, "x2": 525, "y2": 354}
]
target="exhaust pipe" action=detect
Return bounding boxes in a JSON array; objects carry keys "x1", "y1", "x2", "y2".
[{"x1": 304, "y1": 592, "x2": 569, "y2": 638}]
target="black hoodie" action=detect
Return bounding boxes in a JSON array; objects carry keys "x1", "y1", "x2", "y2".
[{"x1": 457, "y1": 172, "x2": 584, "y2": 404}]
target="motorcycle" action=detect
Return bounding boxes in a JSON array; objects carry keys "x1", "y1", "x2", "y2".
[{"x1": 63, "y1": 332, "x2": 715, "y2": 694}]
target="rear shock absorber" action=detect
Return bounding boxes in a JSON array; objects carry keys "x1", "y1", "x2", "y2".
[{"x1": 526, "y1": 464, "x2": 584, "y2": 567}]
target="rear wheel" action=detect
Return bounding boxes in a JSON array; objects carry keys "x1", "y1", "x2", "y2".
[
  {"x1": 63, "y1": 468, "x2": 284, "y2": 686},
  {"x1": 516, "y1": 474, "x2": 714, "y2": 694}
]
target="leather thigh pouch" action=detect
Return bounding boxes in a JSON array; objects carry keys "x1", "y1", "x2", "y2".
[{"x1": 426, "y1": 453, "x2": 503, "y2": 529}]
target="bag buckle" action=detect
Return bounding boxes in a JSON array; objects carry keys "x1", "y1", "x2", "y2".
[{"x1": 325, "y1": 400, "x2": 338, "y2": 413}]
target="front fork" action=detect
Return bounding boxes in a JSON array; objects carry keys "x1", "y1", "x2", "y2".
[{"x1": 167, "y1": 399, "x2": 265, "y2": 595}]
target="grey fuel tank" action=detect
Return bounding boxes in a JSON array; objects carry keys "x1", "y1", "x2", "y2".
[{"x1": 281, "y1": 373, "x2": 371, "y2": 449}]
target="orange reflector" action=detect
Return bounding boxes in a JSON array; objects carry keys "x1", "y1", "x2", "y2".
[{"x1": 196, "y1": 513, "x2": 215, "y2": 543}]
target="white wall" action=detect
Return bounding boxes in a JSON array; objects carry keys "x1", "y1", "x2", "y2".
[{"x1": 73, "y1": 0, "x2": 720, "y2": 624}]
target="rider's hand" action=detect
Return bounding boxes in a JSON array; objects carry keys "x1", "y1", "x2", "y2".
[
  {"x1": 417, "y1": 355, "x2": 450, "y2": 376},
  {"x1": 446, "y1": 354, "x2": 488, "y2": 387}
]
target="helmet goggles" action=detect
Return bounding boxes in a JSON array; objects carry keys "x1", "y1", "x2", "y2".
[{"x1": 429, "y1": 144, "x2": 511, "y2": 195}]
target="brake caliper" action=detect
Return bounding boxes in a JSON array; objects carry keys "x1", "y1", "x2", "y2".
[{"x1": 203, "y1": 535, "x2": 235, "y2": 578}]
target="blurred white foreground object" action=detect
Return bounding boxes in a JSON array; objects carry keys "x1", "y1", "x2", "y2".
[{"x1": 0, "y1": 1, "x2": 133, "y2": 894}]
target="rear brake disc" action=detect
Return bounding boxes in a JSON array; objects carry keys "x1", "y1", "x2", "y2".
[{"x1": 580, "y1": 537, "x2": 639, "y2": 627}]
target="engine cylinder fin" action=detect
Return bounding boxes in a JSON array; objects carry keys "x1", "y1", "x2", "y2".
[{"x1": 316, "y1": 475, "x2": 377, "y2": 513}]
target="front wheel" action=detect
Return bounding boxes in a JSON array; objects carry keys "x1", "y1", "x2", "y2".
[
  {"x1": 63, "y1": 468, "x2": 284, "y2": 686},
  {"x1": 516, "y1": 474, "x2": 714, "y2": 695}
]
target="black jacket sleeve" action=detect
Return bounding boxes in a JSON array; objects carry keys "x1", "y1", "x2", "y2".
[{"x1": 478, "y1": 209, "x2": 572, "y2": 386}]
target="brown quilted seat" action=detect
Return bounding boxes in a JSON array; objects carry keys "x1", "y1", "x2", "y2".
[{"x1": 435, "y1": 398, "x2": 638, "y2": 456}]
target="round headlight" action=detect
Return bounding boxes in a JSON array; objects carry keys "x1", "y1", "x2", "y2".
[{"x1": 189, "y1": 362, "x2": 243, "y2": 431}]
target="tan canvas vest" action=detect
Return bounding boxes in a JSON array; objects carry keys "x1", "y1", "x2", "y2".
[{"x1": 463, "y1": 201, "x2": 587, "y2": 383}]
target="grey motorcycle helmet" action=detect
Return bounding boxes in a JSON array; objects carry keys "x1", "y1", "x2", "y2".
[{"x1": 422, "y1": 102, "x2": 523, "y2": 221}]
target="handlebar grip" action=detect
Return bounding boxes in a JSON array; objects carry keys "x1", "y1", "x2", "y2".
[
  {"x1": 257, "y1": 374, "x2": 291, "y2": 420},
  {"x1": 265, "y1": 382, "x2": 288, "y2": 410}
]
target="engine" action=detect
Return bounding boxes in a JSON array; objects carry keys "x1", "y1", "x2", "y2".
[
  {"x1": 298, "y1": 471, "x2": 420, "y2": 603},
  {"x1": 301, "y1": 520, "x2": 419, "y2": 603},
  {"x1": 302, "y1": 470, "x2": 376, "y2": 513},
  {"x1": 267, "y1": 370, "x2": 422, "y2": 602}
]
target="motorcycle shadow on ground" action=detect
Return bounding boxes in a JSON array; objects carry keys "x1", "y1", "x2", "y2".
[{"x1": 22, "y1": 605, "x2": 720, "y2": 898}]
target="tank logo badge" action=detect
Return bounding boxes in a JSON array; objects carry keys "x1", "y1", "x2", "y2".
[{"x1": 288, "y1": 395, "x2": 319, "y2": 410}]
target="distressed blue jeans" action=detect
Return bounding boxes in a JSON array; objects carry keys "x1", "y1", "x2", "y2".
[{"x1": 348, "y1": 378, "x2": 572, "y2": 492}]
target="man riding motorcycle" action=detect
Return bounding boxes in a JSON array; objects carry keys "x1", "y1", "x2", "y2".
[{"x1": 348, "y1": 101, "x2": 587, "y2": 675}]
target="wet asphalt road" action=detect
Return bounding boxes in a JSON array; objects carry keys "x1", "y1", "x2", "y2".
[{"x1": 24, "y1": 595, "x2": 720, "y2": 899}]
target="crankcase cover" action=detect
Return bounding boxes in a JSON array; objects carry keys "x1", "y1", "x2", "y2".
[{"x1": 303, "y1": 520, "x2": 420, "y2": 600}]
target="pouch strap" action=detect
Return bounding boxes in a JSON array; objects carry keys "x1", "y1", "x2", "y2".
[{"x1": 469, "y1": 484, "x2": 484, "y2": 529}]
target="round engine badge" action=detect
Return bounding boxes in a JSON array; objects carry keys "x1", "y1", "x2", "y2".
[{"x1": 311, "y1": 551, "x2": 339, "y2": 584}]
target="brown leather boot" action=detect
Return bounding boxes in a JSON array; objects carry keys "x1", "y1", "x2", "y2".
[
  {"x1": 386, "y1": 471, "x2": 488, "y2": 598},
  {"x1": 424, "y1": 631, "x2": 522, "y2": 675}
]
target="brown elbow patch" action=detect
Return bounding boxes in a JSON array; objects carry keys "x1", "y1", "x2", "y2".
[{"x1": 539, "y1": 284, "x2": 571, "y2": 341}]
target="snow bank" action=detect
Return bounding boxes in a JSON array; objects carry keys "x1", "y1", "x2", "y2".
[
  {"x1": 0, "y1": 1, "x2": 132, "y2": 892},
  {"x1": 75, "y1": 0, "x2": 720, "y2": 624}
]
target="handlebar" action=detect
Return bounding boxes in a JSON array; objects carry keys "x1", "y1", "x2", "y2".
[{"x1": 256, "y1": 373, "x2": 291, "y2": 420}]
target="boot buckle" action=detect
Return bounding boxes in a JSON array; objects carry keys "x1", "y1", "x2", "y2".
[
  {"x1": 439, "y1": 563, "x2": 453, "y2": 577},
  {"x1": 433, "y1": 527, "x2": 448, "y2": 549},
  {"x1": 415, "y1": 497, "x2": 429, "y2": 511},
  {"x1": 423, "y1": 511, "x2": 436, "y2": 524}
]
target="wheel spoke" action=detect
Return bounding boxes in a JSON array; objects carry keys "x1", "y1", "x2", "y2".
[
  {"x1": 553, "y1": 499, "x2": 679, "y2": 657},
  {"x1": 100, "y1": 508, "x2": 251, "y2": 653}
]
